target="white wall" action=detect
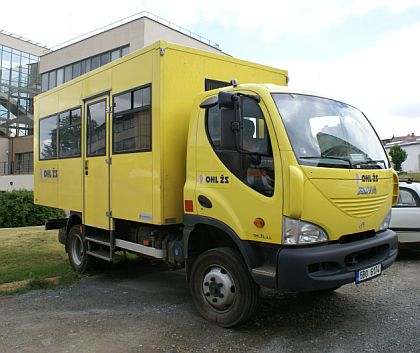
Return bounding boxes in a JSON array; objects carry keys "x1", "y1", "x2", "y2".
[
  {"x1": 0, "y1": 174, "x2": 33, "y2": 191},
  {"x1": 385, "y1": 142, "x2": 420, "y2": 172},
  {"x1": 401, "y1": 144, "x2": 420, "y2": 172}
]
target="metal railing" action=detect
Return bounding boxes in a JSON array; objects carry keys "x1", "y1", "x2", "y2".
[{"x1": 0, "y1": 161, "x2": 33, "y2": 175}]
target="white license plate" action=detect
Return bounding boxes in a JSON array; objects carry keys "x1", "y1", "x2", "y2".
[{"x1": 356, "y1": 264, "x2": 382, "y2": 283}]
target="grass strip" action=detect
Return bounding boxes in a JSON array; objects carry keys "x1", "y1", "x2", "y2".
[{"x1": 0, "y1": 226, "x2": 80, "y2": 294}]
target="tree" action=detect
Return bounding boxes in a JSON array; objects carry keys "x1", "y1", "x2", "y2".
[{"x1": 389, "y1": 145, "x2": 407, "y2": 172}]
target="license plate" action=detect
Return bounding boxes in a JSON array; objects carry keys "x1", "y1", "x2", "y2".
[{"x1": 356, "y1": 264, "x2": 381, "y2": 283}]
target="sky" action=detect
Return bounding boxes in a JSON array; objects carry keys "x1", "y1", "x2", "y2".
[{"x1": 2, "y1": 0, "x2": 420, "y2": 139}]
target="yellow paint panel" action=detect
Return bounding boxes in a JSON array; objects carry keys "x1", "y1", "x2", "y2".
[
  {"x1": 57, "y1": 158, "x2": 83, "y2": 212},
  {"x1": 111, "y1": 153, "x2": 153, "y2": 223}
]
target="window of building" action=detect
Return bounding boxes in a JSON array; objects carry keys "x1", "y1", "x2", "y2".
[
  {"x1": 72, "y1": 62, "x2": 82, "y2": 78},
  {"x1": 57, "y1": 68, "x2": 64, "y2": 86},
  {"x1": 100, "y1": 52, "x2": 110, "y2": 66},
  {"x1": 113, "y1": 85, "x2": 151, "y2": 154},
  {"x1": 91, "y1": 56, "x2": 100, "y2": 70},
  {"x1": 41, "y1": 45, "x2": 130, "y2": 92},
  {"x1": 49, "y1": 70, "x2": 56, "y2": 89},
  {"x1": 84, "y1": 58, "x2": 91, "y2": 72},
  {"x1": 111, "y1": 49, "x2": 121, "y2": 61},
  {"x1": 41, "y1": 73, "x2": 49, "y2": 91},
  {"x1": 64, "y1": 65, "x2": 72, "y2": 83},
  {"x1": 121, "y1": 46, "x2": 129, "y2": 56},
  {"x1": 14, "y1": 152, "x2": 33, "y2": 174},
  {"x1": 59, "y1": 107, "x2": 81, "y2": 158},
  {"x1": 39, "y1": 115, "x2": 58, "y2": 159}
]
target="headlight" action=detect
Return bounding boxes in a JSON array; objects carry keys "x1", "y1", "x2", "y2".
[
  {"x1": 378, "y1": 210, "x2": 392, "y2": 231},
  {"x1": 283, "y1": 217, "x2": 328, "y2": 245}
]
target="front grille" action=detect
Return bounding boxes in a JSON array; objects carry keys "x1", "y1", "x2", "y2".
[
  {"x1": 331, "y1": 195, "x2": 387, "y2": 218},
  {"x1": 339, "y1": 230, "x2": 376, "y2": 244}
]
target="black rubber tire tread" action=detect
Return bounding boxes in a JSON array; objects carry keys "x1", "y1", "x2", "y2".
[
  {"x1": 66, "y1": 225, "x2": 97, "y2": 273},
  {"x1": 189, "y1": 247, "x2": 260, "y2": 328}
]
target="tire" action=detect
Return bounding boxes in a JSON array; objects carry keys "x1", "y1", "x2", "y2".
[
  {"x1": 189, "y1": 247, "x2": 260, "y2": 328},
  {"x1": 66, "y1": 225, "x2": 95, "y2": 273}
]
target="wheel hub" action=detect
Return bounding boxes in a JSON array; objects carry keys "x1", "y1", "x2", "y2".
[{"x1": 202, "y1": 266, "x2": 236, "y2": 310}]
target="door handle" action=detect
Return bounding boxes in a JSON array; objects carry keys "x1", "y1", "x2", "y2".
[
  {"x1": 198, "y1": 195, "x2": 212, "y2": 208},
  {"x1": 84, "y1": 160, "x2": 89, "y2": 175}
]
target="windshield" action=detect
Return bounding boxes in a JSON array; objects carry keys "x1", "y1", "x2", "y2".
[{"x1": 272, "y1": 93, "x2": 390, "y2": 169}]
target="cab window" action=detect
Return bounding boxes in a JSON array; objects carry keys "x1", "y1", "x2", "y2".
[{"x1": 206, "y1": 95, "x2": 274, "y2": 196}]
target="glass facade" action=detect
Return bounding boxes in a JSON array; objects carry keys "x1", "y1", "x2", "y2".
[
  {"x1": 41, "y1": 45, "x2": 129, "y2": 92},
  {"x1": 0, "y1": 44, "x2": 40, "y2": 137}
]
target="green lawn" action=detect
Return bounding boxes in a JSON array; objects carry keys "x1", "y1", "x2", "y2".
[
  {"x1": 399, "y1": 172, "x2": 420, "y2": 181},
  {"x1": 0, "y1": 226, "x2": 80, "y2": 294}
]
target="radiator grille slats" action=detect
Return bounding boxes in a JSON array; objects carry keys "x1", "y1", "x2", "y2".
[{"x1": 331, "y1": 195, "x2": 387, "y2": 218}]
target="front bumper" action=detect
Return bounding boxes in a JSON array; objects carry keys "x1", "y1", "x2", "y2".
[{"x1": 276, "y1": 229, "x2": 398, "y2": 292}]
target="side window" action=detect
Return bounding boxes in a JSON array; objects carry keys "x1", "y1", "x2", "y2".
[
  {"x1": 396, "y1": 188, "x2": 419, "y2": 207},
  {"x1": 39, "y1": 115, "x2": 57, "y2": 160},
  {"x1": 206, "y1": 95, "x2": 275, "y2": 196},
  {"x1": 87, "y1": 100, "x2": 106, "y2": 156},
  {"x1": 113, "y1": 85, "x2": 151, "y2": 153},
  {"x1": 59, "y1": 108, "x2": 81, "y2": 158},
  {"x1": 240, "y1": 98, "x2": 272, "y2": 156}
]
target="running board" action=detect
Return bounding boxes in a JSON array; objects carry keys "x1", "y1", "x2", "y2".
[
  {"x1": 115, "y1": 239, "x2": 167, "y2": 259},
  {"x1": 87, "y1": 249, "x2": 112, "y2": 261}
]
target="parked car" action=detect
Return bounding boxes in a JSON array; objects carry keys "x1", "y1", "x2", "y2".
[{"x1": 390, "y1": 179, "x2": 420, "y2": 249}]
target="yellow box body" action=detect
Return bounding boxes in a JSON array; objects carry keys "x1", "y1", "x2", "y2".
[{"x1": 34, "y1": 41, "x2": 288, "y2": 229}]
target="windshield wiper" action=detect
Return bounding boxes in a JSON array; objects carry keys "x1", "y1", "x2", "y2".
[
  {"x1": 299, "y1": 156, "x2": 353, "y2": 168},
  {"x1": 353, "y1": 159, "x2": 386, "y2": 169}
]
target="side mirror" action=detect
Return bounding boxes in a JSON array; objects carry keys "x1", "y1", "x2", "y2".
[
  {"x1": 218, "y1": 92, "x2": 238, "y2": 109},
  {"x1": 219, "y1": 92, "x2": 239, "y2": 150}
]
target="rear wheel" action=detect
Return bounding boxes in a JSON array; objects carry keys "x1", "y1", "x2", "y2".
[
  {"x1": 189, "y1": 247, "x2": 259, "y2": 327},
  {"x1": 67, "y1": 225, "x2": 95, "y2": 273}
]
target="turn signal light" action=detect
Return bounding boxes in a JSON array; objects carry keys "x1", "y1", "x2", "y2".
[{"x1": 254, "y1": 218, "x2": 265, "y2": 228}]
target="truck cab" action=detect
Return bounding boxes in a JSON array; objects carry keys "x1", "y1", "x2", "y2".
[{"x1": 183, "y1": 84, "x2": 398, "y2": 325}]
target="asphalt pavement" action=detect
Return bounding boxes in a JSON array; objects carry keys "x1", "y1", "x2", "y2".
[{"x1": 0, "y1": 250, "x2": 419, "y2": 353}]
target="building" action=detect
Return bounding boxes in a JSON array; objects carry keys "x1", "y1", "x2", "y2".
[
  {"x1": 0, "y1": 30, "x2": 48, "y2": 191},
  {"x1": 39, "y1": 12, "x2": 222, "y2": 92},
  {"x1": 0, "y1": 11, "x2": 222, "y2": 191},
  {"x1": 383, "y1": 133, "x2": 420, "y2": 173}
]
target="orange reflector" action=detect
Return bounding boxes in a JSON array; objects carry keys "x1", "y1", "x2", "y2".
[
  {"x1": 185, "y1": 200, "x2": 194, "y2": 212},
  {"x1": 254, "y1": 218, "x2": 265, "y2": 228}
]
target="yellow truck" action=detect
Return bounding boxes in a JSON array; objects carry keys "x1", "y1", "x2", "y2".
[{"x1": 35, "y1": 41, "x2": 399, "y2": 327}]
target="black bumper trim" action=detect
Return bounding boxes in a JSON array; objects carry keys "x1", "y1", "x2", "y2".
[{"x1": 276, "y1": 229, "x2": 398, "y2": 292}]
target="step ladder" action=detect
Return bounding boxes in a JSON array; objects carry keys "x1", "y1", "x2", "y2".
[{"x1": 85, "y1": 231, "x2": 114, "y2": 262}]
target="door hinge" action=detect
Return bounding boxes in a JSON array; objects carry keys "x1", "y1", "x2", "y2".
[
  {"x1": 106, "y1": 211, "x2": 112, "y2": 218},
  {"x1": 105, "y1": 157, "x2": 112, "y2": 165}
]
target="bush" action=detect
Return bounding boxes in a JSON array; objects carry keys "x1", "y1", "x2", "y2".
[{"x1": 0, "y1": 190, "x2": 65, "y2": 228}]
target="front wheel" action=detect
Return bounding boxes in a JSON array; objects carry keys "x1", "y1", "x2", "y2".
[{"x1": 189, "y1": 247, "x2": 260, "y2": 327}]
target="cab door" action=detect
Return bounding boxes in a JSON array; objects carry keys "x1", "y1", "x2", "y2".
[
  {"x1": 83, "y1": 95, "x2": 111, "y2": 230},
  {"x1": 194, "y1": 92, "x2": 283, "y2": 244}
]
